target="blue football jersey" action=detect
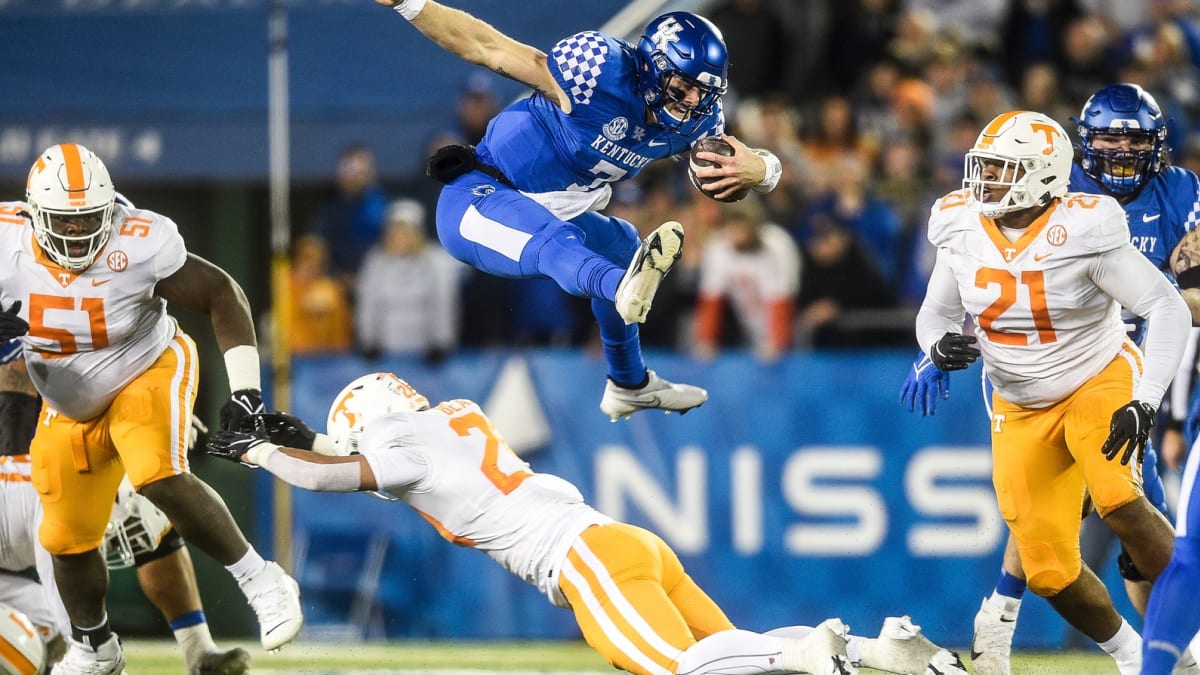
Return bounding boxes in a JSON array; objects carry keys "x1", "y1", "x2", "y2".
[
  {"x1": 1071, "y1": 163, "x2": 1200, "y2": 340},
  {"x1": 1070, "y1": 164, "x2": 1200, "y2": 273},
  {"x1": 475, "y1": 31, "x2": 724, "y2": 195}
]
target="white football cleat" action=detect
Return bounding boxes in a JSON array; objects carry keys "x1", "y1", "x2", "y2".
[
  {"x1": 53, "y1": 633, "x2": 126, "y2": 675},
  {"x1": 600, "y1": 370, "x2": 707, "y2": 421},
  {"x1": 239, "y1": 561, "x2": 303, "y2": 651},
  {"x1": 614, "y1": 221, "x2": 684, "y2": 325},
  {"x1": 782, "y1": 618, "x2": 857, "y2": 675},
  {"x1": 858, "y1": 615, "x2": 964, "y2": 675},
  {"x1": 970, "y1": 597, "x2": 1018, "y2": 675}
]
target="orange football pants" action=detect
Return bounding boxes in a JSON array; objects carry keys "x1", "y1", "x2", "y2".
[
  {"x1": 990, "y1": 348, "x2": 1144, "y2": 596},
  {"x1": 557, "y1": 523, "x2": 735, "y2": 675},
  {"x1": 30, "y1": 333, "x2": 199, "y2": 555}
]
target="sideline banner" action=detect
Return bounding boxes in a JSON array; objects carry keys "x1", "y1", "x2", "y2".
[{"x1": 279, "y1": 350, "x2": 1134, "y2": 647}]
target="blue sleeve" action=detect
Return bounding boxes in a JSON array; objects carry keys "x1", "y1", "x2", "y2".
[{"x1": 548, "y1": 31, "x2": 617, "y2": 108}]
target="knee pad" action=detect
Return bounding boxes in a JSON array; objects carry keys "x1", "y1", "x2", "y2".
[{"x1": 1020, "y1": 540, "x2": 1082, "y2": 596}]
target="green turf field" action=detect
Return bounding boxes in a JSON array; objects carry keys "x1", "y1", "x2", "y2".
[{"x1": 121, "y1": 639, "x2": 1117, "y2": 674}]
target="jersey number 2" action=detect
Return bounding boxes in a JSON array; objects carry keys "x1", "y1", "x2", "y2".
[
  {"x1": 449, "y1": 412, "x2": 531, "y2": 494},
  {"x1": 975, "y1": 268, "x2": 1057, "y2": 345}
]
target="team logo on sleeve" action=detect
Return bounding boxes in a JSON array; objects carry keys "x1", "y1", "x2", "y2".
[{"x1": 602, "y1": 117, "x2": 629, "y2": 142}]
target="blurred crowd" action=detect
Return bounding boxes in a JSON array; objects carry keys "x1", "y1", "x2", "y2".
[{"x1": 286, "y1": 0, "x2": 1200, "y2": 364}]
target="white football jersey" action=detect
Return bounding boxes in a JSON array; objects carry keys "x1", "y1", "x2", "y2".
[
  {"x1": 927, "y1": 190, "x2": 1130, "y2": 407},
  {"x1": 0, "y1": 202, "x2": 186, "y2": 420},
  {"x1": 358, "y1": 399, "x2": 611, "y2": 608},
  {"x1": 0, "y1": 456, "x2": 69, "y2": 636}
]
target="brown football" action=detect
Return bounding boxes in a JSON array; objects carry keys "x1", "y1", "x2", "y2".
[{"x1": 688, "y1": 137, "x2": 750, "y2": 203}]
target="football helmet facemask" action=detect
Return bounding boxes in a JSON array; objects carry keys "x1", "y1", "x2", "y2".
[
  {"x1": 25, "y1": 143, "x2": 116, "y2": 272},
  {"x1": 100, "y1": 479, "x2": 172, "y2": 570},
  {"x1": 635, "y1": 12, "x2": 728, "y2": 134},
  {"x1": 327, "y1": 372, "x2": 431, "y2": 455},
  {"x1": 0, "y1": 602, "x2": 46, "y2": 675},
  {"x1": 964, "y1": 110, "x2": 1072, "y2": 217},
  {"x1": 1072, "y1": 83, "x2": 1169, "y2": 196}
]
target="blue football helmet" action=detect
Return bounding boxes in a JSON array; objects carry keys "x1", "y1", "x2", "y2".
[
  {"x1": 1072, "y1": 83, "x2": 1170, "y2": 196},
  {"x1": 635, "y1": 12, "x2": 728, "y2": 133}
]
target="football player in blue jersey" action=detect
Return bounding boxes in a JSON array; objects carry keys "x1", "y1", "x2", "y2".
[
  {"x1": 899, "y1": 84, "x2": 1200, "y2": 675},
  {"x1": 372, "y1": 0, "x2": 784, "y2": 421}
]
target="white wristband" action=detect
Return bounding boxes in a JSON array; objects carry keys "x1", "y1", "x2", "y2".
[
  {"x1": 223, "y1": 345, "x2": 261, "y2": 393},
  {"x1": 751, "y1": 148, "x2": 782, "y2": 193},
  {"x1": 394, "y1": 0, "x2": 427, "y2": 20},
  {"x1": 245, "y1": 441, "x2": 279, "y2": 467}
]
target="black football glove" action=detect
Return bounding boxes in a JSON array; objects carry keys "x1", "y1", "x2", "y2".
[
  {"x1": 219, "y1": 389, "x2": 265, "y2": 432},
  {"x1": 207, "y1": 430, "x2": 271, "y2": 465},
  {"x1": 1101, "y1": 400, "x2": 1157, "y2": 466},
  {"x1": 0, "y1": 301, "x2": 28, "y2": 343},
  {"x1": 929, "y1": 332, "x2": 980, "y2": 372},
  {"x1": 242, "y1": 411, "x2": 316, "y2": 450}
]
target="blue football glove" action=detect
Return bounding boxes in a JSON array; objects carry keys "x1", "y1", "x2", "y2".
[
  {"x1": 899, "y1": 350, "x2": 950, "y2": 416},
  {"x1": 0, "y1": 339, "x2": 22, "y2": 366}
]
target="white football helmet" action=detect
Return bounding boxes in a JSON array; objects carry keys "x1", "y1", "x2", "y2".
[
  {"x1": 327, "y1": 373, "x2": 430, "y2": 455},
  {"x1": 25, "y1": 143, "x2": 116, "y2": 271},
  {"x1": 0, "y1": 603, "x2": 46, "y2": 675},
  {"x1": 963, "y1": 110, "x2": 1072, "y2": 217},
  {"x1": 100, "y1": 479, "x2": 172, "y2": 570}
]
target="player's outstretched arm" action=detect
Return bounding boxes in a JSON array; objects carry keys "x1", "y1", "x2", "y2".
[
  {"x1": 374, "y1": 0, "x2": 569, "y2": 110},
  {"x1": 208, "y1": 431, "x2": 378, "y2": 492},
  {"x1": 237, "y1": 412, "x2": 342, "y2": 456}
]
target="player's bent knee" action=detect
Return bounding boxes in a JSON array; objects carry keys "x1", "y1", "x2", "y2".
[
  {"x1": 1026, "y1": 564, "x2": 1080, "y2": 597},
  {"x1": 38, "y1": 520, "x2": 105, "y2": 556}
]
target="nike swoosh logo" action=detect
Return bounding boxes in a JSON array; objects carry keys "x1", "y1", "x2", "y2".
[
  {"x1": 971, "y1": 650, "x2": 983, "y2": 661},
  {"x1": 91, "y1": 278, "x2": 111, "y2": 286},
  {"x1": 1143, "y1": 213, "x2": 1161, "y2": 222},
  {"x1": 999, "y1": 616, "x2": 1016, "y2": 623},
  {"x1": 648, "y1": 140, "x2": 668, "y2": 147},
  {"x1": 1033, "y1": 253, "x2": 1051, "y2": 262}
]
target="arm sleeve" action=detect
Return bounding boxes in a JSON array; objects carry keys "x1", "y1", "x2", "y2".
[
  {"x1": 1093, "y1": 246, "x2": 1193, "y2": 406},
  {"x1": 914, "y1": 250, "x2": 966, "y2": 354},
  {"x1": 260, "y1": 450, "x2": 366, "y2": 492}
]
